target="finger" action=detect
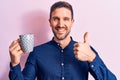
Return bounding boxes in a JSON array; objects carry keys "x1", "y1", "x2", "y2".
[
  {"x1": 9, "y1": 39, "x2": 20, "y2": 48},
  {"x1": 84, "y1": 32, "x2": 89, "y2": 43},
  {"x1": 74, "y1": 42, "x2": 82, "y2": 47},
  {"x1": 74, "y1": 50, "x2": 78, "y2": 57},
  {"x1": 10, "y1": 42, "x2": 21, "y2": 52},
  {"x1": 75, "y1": 54, "x2": 79, "y2": 60},
  {"x1": 17, "y1": 50, "x2": 24, "y2": 55},
  {"x1": 74, "y1": 43, "x2": 79, "y2": 47},
  {"x1": 73, "y1": 45, "x2": 78, "y2": 51},
  {"x1": 10, "y1": 40, "x2": 20, "y2": 49}
]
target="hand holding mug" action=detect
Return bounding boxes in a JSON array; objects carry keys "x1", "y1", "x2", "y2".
[
  {"x1": 9, "y1": 39, "x2": 24, "y2": 66},
  {"x1": 9, "y1": 34, "x2": 34, "y2": 66}
]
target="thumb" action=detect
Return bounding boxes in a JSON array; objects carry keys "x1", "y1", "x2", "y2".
[{"x1": 84, "y1": 32, "x2": 89, "y2": 43}]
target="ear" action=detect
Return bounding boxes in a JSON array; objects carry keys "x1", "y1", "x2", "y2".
[
  {"x1": 49, "y1": 19, "x2": 51, "y2": 23},
  {"x1": 72, "y1": 19, "x2": 74, "y2": 23},
  {"x1": 71, "y1": 19, "x2": 74, "y2": 27},
  {"x1": 49, "y1": 19, "x2": 52, "y2": 27}
]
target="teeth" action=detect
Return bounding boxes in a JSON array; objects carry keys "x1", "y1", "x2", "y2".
[
  {"x1": 58, "y1": 29, "x2": 64, "y2": 31},
  {"x1": 58, "y1": 29, "x2": 64, "y2": 32}
]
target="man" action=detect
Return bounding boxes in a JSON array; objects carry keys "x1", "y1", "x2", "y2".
[{"x1": 9, "y1": 1, "x2": 117, "y2": 80}]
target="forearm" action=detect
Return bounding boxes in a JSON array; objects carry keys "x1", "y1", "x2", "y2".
[
  {"x1": 89, "y1": 56, "x2": 116, "y2": 80},
  {"x1": 9, "y1": 63, "x2": 24, "y2": 80},
  {"x1": 9, "y1": 61, "x2": 36, "y2": 80},
  {"x1": 89, "y1": 47, "x2": 117, "y2": 80}
]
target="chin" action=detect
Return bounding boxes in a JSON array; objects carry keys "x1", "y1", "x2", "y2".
[
  {"x1": 57, "y1": 38, "x2": 65, "y2": 40},
  {"x1": 56, "y1": 36, "x2": 67, "y2": 40}
]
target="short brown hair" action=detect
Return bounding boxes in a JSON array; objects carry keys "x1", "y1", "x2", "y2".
[{"x1": 50, "y1": 1, "x2": 74, "y2": 19}]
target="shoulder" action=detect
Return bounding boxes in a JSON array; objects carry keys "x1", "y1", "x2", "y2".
[{"x1": 34, "y1": 40, "x2": 52, "y2": 49}]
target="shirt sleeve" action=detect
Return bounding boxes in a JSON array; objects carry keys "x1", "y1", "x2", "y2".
[
  {"x1": 9, "y1": 63, "x2": 24, "y2": 80},
  {"x1": 9, "y1": 51, "x2": 37, "y2": 80},
  {"x1": 89, "y1": 46, "x2": 117, "y2": 80}
]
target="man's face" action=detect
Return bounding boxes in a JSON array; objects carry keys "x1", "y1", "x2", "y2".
[{"x1": 49, "y1": 7, "x2": 74, "y2": 40}]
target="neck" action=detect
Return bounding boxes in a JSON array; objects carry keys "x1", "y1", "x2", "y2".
[{"x1": 54, "y1": 36, "x2": 71, "y2": 49}]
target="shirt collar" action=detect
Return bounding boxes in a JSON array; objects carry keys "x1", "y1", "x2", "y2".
[{"x1": 50, "y1": 37, "x2": 76, "y2": 49}]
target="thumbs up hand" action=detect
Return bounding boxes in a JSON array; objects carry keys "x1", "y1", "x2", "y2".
[{"x1": 73, "y1": 32, "x2": 96, "y2": 62}]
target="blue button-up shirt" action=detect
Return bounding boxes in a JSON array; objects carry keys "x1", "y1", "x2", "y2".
[{"x1": 9, "y1": 38, "x2": 117, "y2": 80}]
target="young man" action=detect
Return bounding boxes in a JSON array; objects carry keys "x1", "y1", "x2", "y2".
[{"x1": 9, "y1": 1, "x2": 117, "y2": 80}]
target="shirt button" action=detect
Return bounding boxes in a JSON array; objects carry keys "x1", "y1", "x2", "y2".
[
  {"x1": 61, "y1": 50, "x2": 63, "y2": 52},
  {"x1": 91, "y1": 65, "x2": 94, "y2": 68},
  {"x1": 61, "y1": 63, "x2": 64, "y2": 66},
  {"x1": 62, "y1": 77, "x2": 64, "y2": 80}
]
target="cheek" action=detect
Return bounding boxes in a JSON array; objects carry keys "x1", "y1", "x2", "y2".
[
  {"x1": 66, "y1": 25, "x2": 72, "y2": 30},
  {"x1": 49, "y1": 20, "x2": 54, "y2": 25},
  {"x1": 66, "y1": 22, "x2": 73, "y2": 28},
  {"x1": 50, "y1": 22, "x2": 58, "y2": 28}
]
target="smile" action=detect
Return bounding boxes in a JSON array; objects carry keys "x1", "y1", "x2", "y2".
[{"x1": 55, "y1": 27, "x2": 66, "y2": 33}]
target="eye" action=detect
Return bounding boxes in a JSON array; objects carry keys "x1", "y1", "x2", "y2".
[
  {"x1": 64, "y1": 17, "x2": 70, "y2": 21},
  {"x1": 52, "y1": 17, "x2": 59, "y2": 21}
]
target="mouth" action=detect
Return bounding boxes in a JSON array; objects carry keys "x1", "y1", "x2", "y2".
[
  {"x1": 53, "y1": 26, "x2": 70, "y2": 40},
  {"x1": 55, "y1": 26, "x2": 66, "y2": 33}
]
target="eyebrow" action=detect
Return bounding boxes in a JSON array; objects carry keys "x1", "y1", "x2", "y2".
[
  {"x1": 52, "y1": 16, "x2": 59, "y2": 19},
  {"x1": 52, "y1": 16, "x2": 71, "y2": 20}
]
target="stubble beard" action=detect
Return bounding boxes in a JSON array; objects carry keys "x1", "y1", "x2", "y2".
[{"x1": 52, "y1": 29, "x2": 70, "y2": 41}]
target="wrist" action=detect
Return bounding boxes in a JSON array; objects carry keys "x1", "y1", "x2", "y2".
[
  {"x1": 11, "y1": 58, "x2": 20, "y2": 67},
  {"x1": 88, "y1": 51, "x2": 96, "y2": 62},
  {"x1": 11, "y1": 62, "x2": 19, "y2": 67}
]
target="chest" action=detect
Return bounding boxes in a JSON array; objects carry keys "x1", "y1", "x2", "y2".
[{"x1": 36, "y1": 48, "x2": 89, "y2": 78}]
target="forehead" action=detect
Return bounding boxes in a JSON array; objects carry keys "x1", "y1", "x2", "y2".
[{"x1": 51, "y1": 7, "x2": 72, "y2": 18}]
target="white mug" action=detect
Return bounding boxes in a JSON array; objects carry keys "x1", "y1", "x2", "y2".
[{"x1": 19, "y1": 34, "x2": 34, "y2": 53}]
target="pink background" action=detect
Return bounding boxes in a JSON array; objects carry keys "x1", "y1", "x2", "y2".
[{"x1": 0, "y1": 0, "x2": 120, "y2": 80}]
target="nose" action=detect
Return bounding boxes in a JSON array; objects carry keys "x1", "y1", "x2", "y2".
[{"x1": 58, "y1": 19, "x2": 64, "y2": 27}]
